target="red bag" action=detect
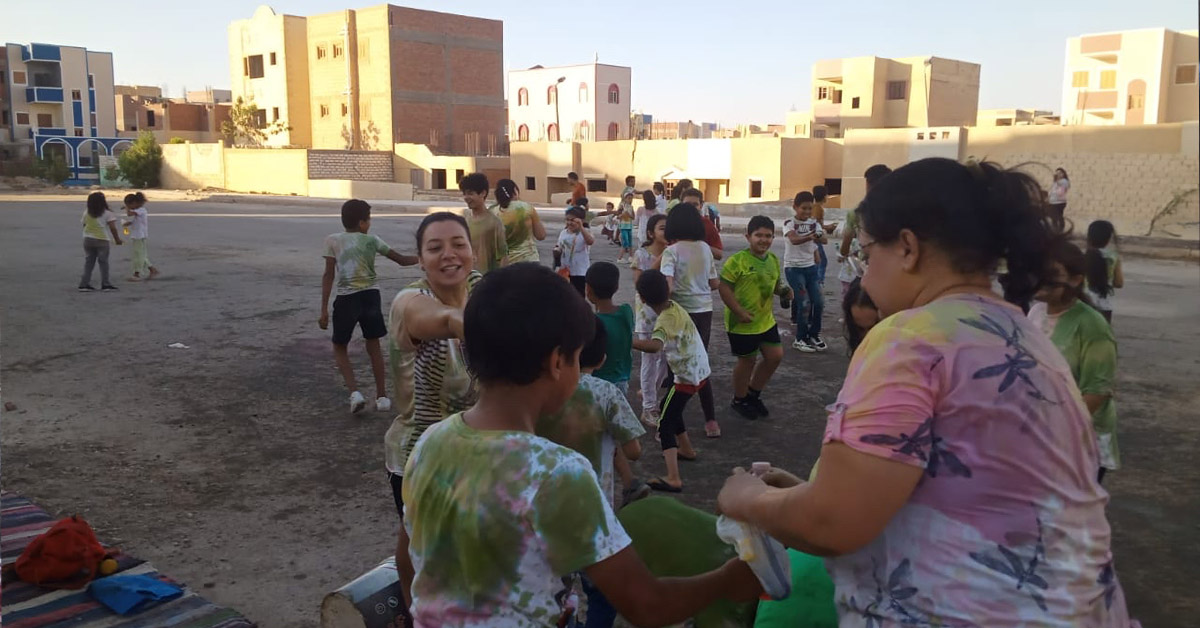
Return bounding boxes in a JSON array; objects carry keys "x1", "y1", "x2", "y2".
[{"x1": 13, "y1": 515, "x2": 107, "y2": 589}]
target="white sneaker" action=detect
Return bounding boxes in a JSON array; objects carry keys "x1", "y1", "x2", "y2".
[
  {"x1": 349, "y1": 391, "x2": 367, "y2": 413},
  {"x1": 376, "y1": 396, "x2": 392, "y2": 412},
  {"x1": 792, "y1": 338, "x2": 817, "y2": 353}
]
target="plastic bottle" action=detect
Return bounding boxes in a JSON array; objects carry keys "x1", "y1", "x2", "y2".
[{"x1": 715, "y1": 461, "x2": 792, "y2": 600}]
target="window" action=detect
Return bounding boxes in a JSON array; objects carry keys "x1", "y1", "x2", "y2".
[
  {"x1": 1099, "y1": 70, "x2": 1117, "y2": 89},
  {"x1": 432, "y1": 169, "x2": 447, "y2": 189},
  {"x1": 79, "y1": 144, "x2": 94, "y2": 165},
  {"x1": 817, "y1": 86, "x2": 829, "y2": 100},
  {"x1": 517, "y1": 124, "x2": 529, "y2": 141},
  {"x1": 71, "y1": 89, "x2": 81, "y2": 101},
  {"x1": 748, "y1": 180, "x2": 762, "y2": 199},
  {"x1": 547, "y1": 85, "x2": 557, "y2": 105},
  {"x1": 87, "y1": 74, "x2": 94, "y2": 88},
  {"x1": 1, "y1": 110, "x2": 7, "y2": 126},
  {"x1": 16, "y1": 112, "x2": 29, "y2": 125},
  {"x1": 253, "y1": 109, "x2": 267, "y2": 128},
  {"x1": 341, "y1": 103, "x2": 348, "y2": 117},
  {"x1": 996, "y1": 118, "x2": 1013, "y2": 126},
  {"x1": 272, "y1": 107, "x2": 280, "y2": 121},
  {"x1": 316, "y1": 45, "x2": 327, "y2": 60},
  {"x1": 587, "y1": 178, "x2": 607, "y2": 192},
  {"x1": 270, "y1": 52, "x2": 277, "y2": 66},
  {"x1": 887, "y1": 81, "x2": 907, "y2": 100},
  {"x1": 74, "y1": 128, "x2": 84, "y2": 137},
  {"x1": 1176, "y1": 64, "x2": 1198, "y2": 85},
  {"x1": 517, "y1": 87, "x2": 528, "y2": 106},
  {"x1": 547, "y1": 123, "x2": 559, "y2": 141},
  {"x1": 579, "y1": 82, "x2": 589, "y2": 103},
  {"x1": 243, "y1": 57, "x2": 248, "y2": 76},
  {"x1": 578, "y1": 120, "x2": 590, "y2": 141},
  {"x1": 608, "y1": 122, "x2": 619, "y2": 140},
  {"x1": 37, "y1": 113, "x2": 52, "y2": 127},
  {"x1": 812, "y1": 128, "x2": 826, "y2": 138},
  {"x1": 1128, "y1": 94, "x2": 1145, "y2": 109},
  {"x1": 917, "y1": 132, "x2": 924, "y2": 140},
  {"x1": 1071, "y1": 71, "x2": 1089, "y2": 88},
  {"x1": 319, "y1": 104, "x2": 329, "y2": 118},
  {"x1": 851, "y1": 97, "x2": 860, "y2": 109},
  {"x1": 247, "y1": 54, "x2": 265, "y2": 79},
  {"x1": 146, "y1": 111, "x2": 156, "y2": 127},
  {"x1": 13, "y1": 71, "x2": 25, "y2": 84},
  {"x1": 832, "y1": 89, "x2": 842, "y2": 104},
  {"x1": 455, "y1": 169, "x2": 465, "y2": 183},
  {"x1": 525, "y1": 176, "x2": 536, "y2": 191},
  {"x1": 824, "y1": 178, "x2": 842, "y2": 196},
  {"x1": 90, "y1": 112, "x2": 96, "y2": 127},
  {"x1": 607, "y1": 83, "x2": 620, "y2": 104},
  {"x1": 333, "y1": 43, "x2": 343, "y2": 58},
  {"x1": 941, "y1": 131, "x2": 950, "y2": 139}
]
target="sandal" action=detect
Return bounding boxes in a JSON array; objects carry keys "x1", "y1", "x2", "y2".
[
  {"x1": 647, "y1": 477, "x2": 682, "y2": 493},
  {"x1": 705, "y1": 421, "x2": 722, "y2": 438},
  {"x1": 678, "y1": 451, "x2": 698, "y2": 462}
]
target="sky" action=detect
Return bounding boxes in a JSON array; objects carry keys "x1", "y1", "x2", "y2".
[{"x1": 7, "y1": 0, "x2": 1197, "y2": 125}]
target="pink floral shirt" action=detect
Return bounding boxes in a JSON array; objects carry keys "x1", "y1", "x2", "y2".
[{"x1": 824, "y1": 294, "x2": 1130, "y2": 627}]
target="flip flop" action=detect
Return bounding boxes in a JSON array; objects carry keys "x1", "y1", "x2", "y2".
[{"x1": 647, "y1": 477, "x2": 682, "y2": 493}]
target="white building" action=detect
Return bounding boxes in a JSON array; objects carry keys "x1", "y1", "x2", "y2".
[{"x1": 508, "y1": 62, "x2": 631, "y2": 142}]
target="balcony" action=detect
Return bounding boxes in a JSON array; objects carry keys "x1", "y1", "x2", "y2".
[
  {"x1": 1079, "y1": 34, "x2": 1120, "y2": 64},
  {"x1": 814, "y1": 102, "x2": 843, "y2": 124},
  {"x1": 27, "y1": 127, "x2": 67, "y2": 138},
  {"x1": 21, "y1": 44, "x2": 61, "y2": 63},
  {"x1": 1076, "y1": 90, "x2": 1118, "y2": 110},
  {"x1": 26, "y1": 87, "x2": 64, "y2": 103}
]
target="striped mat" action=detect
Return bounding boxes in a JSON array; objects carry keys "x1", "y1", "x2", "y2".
[{"x1": 1, "y1": 492, "x2": 256, "y2": 628}]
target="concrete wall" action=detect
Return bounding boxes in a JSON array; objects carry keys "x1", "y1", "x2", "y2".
[
  {"x1": 392, "y1": 143, "x2": 510, "y2": 189},
  {"x1": 841, "y1": 122, "x2": 1200, "y2": 239},
  {"x1": 307, "y1": 149, "x2": 393, "y2": 181},
  {"x1": 307, "y1": 179, "x2": 414, "y2": 200},
  {"x1": 160, "y1": 143, "x2": 225, "y2": 189},
  {"x1": 224, "y1": 148, "x2": 309, "y2": 195}
]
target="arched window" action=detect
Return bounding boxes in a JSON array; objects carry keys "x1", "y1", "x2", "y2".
[
  {"x1": 547, "y1": 123, "x2": 559, "y2": 142},
  {"x1": 579, "y1": 82, "x2": 589, "y2": 103},
  {"x1": 607, "y1": 83, "x2": 620, "y2": 104},
  {"x1": 518, "y1": 124, "x2": 529, "y2": 142},
  {"x1": 608, "y1": 122, "x2": 619, "y2": 140},
  {"x1": 547, "y1": 85, "x2": 557, "y2": 105},
  {"x1": 579, "y1": 120, "x2": 590, "y2": 141},
  {"x1": 517, "y1": 87, "x2": 528, "y2": 106}
]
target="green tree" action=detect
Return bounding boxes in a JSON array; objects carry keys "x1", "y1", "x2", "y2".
[
  {"x1": 117, "y1": 131, "x2": 163, "y2": 188},
  {"x1": 221, "y1": 96, "x2": 289, "y2": 147},
  {"x1": 33, "y1": 154, "x2": 70, "y2": 184},
  {"x1": 168, "y1": 137, "x2": 187, "y2": 144}
]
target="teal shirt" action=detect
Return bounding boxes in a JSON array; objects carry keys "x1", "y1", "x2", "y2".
[{"x1": 594, "y1": 304, "x2": 634, "y2": 384}]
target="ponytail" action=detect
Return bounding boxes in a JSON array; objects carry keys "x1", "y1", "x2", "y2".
[
  {"x1": 494, "y1": 178, "x2": 518, "y2": 209},
  {"x1": 859, "y1": 158, "x2": 1067, "y2": 309},
  {"x1": 1084, "y1": 247, "x2": 1112, "y2": 298}
]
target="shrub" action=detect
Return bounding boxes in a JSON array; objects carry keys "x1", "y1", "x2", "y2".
[
  {"x1": 33, "y1": 154, "x2": 70, "y2": 185},
  {"x1": 168, "y1": 137, "x2": 187, "y2": 144},
  {"x1": 117, "y1": 131, "x2": 163, "y2": 188}
]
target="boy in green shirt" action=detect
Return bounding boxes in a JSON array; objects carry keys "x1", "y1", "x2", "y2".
[
  {"x1": 399, "y1": 264, "x2": 759, "y2": 626},
  {"x1": 717, "y1": 215, "x2": 792, "y2": 420},
  {"x1": 460, "y1": 172, "x2": 507, "y2": 273}
]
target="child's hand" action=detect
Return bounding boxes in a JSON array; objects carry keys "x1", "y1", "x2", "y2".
[
  {"x1": 114, "y1": 238, "x2": 123, "y2": 246},
  {"x1": 720, "y1": 559, "x2": 765, "y2": 603},
  {"x1": 318, "y1": 313, "x2": 329, "y2": 330},
  {"x1": 735, "y1": 309, "x2": 754, "y2": 325}
]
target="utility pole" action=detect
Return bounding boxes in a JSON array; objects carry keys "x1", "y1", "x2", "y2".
[{"x1": 554, "y1": 76, "x2": 565, "y2": 141}]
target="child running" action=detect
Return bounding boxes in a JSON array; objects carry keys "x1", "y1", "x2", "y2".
[
  {"x1": 78, "y1": 191, "x2": 123, "y2": 291},
  {"x1": 556, "y1": 206, "x2": 594, "y2": 296},
  {"x1": 633, "y1": 269, "x2": 709, "y2": 493},
  {"x1": 459, "y1": 173, "x2": 507, "y2": 274},
  {"x1": 535, "y1": 317, "x2": 646, "y2": 627},
  {"x1": 660, "y1": 204, "x2": 721, "y2": 437},
  {"x1": 319, "y1": 199, "x2": 418, "y2": 413},
  {"x1": 617, "y1": 193, "x2": 636, "y2": 261},
  {"x1": 718, "y1": 216, "x2": 791, "y2": 420},
  {"x1": 124, "y1": 192, "x2": 159, "y2": 281},
  {"x1": 632, "y1": 213, "x2": 669, "y2": 427},
  {"x1": 1084, "y1": 220, "x2": 1123, "y2": 323},
  {"x1": 492, "y1": 178, "x2": 546, "y2": 265},
  {"x1": 399, "y1": 263, "x2": 760, "y2": 626},
  {"x1": 783, "y1": 191, "x2": 828, "y2": 353}
]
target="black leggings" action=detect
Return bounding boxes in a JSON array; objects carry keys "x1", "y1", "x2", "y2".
[
  {"x1": 658, "y1": 386, "x2": 694, "y2": 450},
  {"x1": 662, "y1": 311, "x2": 715, "y2": 423}
]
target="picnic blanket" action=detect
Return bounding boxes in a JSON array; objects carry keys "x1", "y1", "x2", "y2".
[{"x1": 1, "y1": 492, "x2": 256, "y2": 628}]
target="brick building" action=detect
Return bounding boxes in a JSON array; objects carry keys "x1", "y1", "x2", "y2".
[
  {"x1": 114, "y1": 85, "x2": 232, "y2": 144},
  {"x1": 230, "y1": 4, "x2": 505, "y2": 153}
]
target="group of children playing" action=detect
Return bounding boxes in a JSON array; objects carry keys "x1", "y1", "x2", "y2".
[{"x1": 78, "y1": 191, "x2": 160, "y2": 291}]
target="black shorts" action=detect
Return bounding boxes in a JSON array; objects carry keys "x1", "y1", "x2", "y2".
[
  {"x1": 332, "y1": 288, "x2": 387, "y2": 345},
  {"x1": 390, "y1": 472, "x2": 404, "y2": 518},
  {"x1": 727, "y1": 325, "x2": 782, "y2": 357}
]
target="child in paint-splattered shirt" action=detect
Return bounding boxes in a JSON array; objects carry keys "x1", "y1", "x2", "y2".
[{"x1": 399, "y1": 264, "x2": 759, "y2": 627}]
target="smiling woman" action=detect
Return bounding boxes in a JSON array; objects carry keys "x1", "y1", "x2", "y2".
[{"x1": 718, "y1": 158, "x2": 1136, "y2": 626}]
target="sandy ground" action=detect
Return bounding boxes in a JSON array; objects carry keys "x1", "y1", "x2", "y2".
[{"x1": 1, "y1": 197, "x2": 1197, "y2": 627}]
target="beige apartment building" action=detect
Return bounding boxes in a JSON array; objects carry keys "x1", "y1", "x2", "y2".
[
  {"x1": 801, "y1": 55, "x2": 980, "y2": 138},
  {"x1": 1062, "y1": 28, "x2": 1198, "y2": 126},
  {"x1": 976, "y1": 108, "x2": 1059, "y2": 127},
  {"x1": 228, "y1": 6, "x2": 312, "y2": 147},
  {"x1": 230, "y1": 4, "x2": 505, "y2": 153}
]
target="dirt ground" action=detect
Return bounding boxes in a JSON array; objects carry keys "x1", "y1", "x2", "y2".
[{"x1": 1, "y1": 197, "x2": 1197, "y2": 627}]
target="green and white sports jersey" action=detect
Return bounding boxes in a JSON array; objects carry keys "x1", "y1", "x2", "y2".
[{"x1": 720, "y1": 249, "x2": 785, "y2": 336}]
